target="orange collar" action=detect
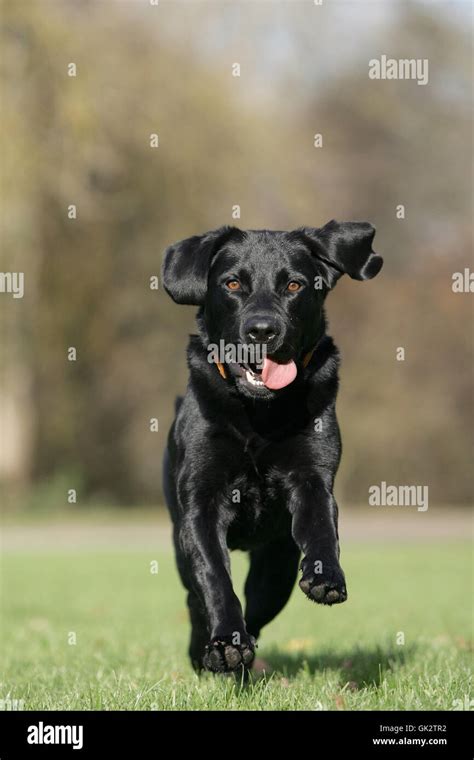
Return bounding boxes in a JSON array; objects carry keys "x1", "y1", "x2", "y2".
[{"x1": 216, "y1": 348, "x2": 315, "y2": 381}]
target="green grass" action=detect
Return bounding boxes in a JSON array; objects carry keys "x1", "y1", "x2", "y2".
[{"x1": 1, "y1": 543, "x2": 472, "y2": 710}]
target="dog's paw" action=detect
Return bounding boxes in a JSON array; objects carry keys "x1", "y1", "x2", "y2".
[
  {"x1": 203, "y1": 634, "x2": 256, "y2": 673},
  {"x1": 299, "y1": 558, "x2": 348, "y2": 605}
]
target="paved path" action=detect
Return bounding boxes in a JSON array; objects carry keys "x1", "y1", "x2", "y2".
[{"x1": 1, "y1": 508, "x2": 471, "y2": 552}]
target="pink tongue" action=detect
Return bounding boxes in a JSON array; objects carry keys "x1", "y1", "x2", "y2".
[{"x1": 261, "y1": 357, "x2": 297, "y2": 390}]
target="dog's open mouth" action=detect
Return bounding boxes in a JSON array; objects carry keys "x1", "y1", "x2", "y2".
[
  {"x1": 228, "y1": 357, "x2": 297, "y2": 391},
  {"x1": 242, "y1": 361, "x2": 265, "y2": 388}
]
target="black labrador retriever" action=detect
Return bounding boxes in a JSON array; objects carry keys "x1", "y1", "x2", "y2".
[{"x1": 162, "y1": 220, "x2": 383, "y2": 673}]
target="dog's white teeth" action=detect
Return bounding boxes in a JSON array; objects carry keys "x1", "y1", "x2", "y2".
[{"x1": 245, "y1": 370, "x2": 264, "y2": 387}]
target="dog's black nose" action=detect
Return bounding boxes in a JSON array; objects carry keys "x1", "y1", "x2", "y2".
[{"x1": 244, "y1": 316, "x2": 278, "y2": 344}]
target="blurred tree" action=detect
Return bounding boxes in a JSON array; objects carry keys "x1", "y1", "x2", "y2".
[{"x1": 1, "y1": 0, "x2": 472, "y2": 507}]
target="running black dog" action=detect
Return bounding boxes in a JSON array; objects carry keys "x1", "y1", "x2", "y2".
[{"x1": 162, "y1": 221, "x2": 383, "y2": 673}]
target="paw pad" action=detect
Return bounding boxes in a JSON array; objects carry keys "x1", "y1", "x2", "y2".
[
  {"x1": 203, "y1": 636, "x2": 256, "y2": 672},
  {"x1": 299, "y1": 565, "x2": 348, "y2": 605}
]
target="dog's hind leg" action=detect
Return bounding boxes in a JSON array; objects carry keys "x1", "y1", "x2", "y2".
[
  {"x1": 186, "y1": 591, "x2": 209, "y2": 672},
  {"x1": 244, "y1": 535, "x2": 300, "y2": 640},
  {"x1": 173, "y1": 539, "x2": 209, "y2": 672}
]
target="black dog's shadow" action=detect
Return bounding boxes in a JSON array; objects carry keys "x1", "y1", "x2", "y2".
[{"x1": 248, "y1": 642, "x2": 417, "y2": 689}]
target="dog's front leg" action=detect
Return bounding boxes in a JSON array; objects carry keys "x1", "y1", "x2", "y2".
[
  {"x1": 176, "y1": 497, "x2": 255, "y2": 673},
  {"x1": 289, "y1": 471, "x2": 348, "y2": 605}
]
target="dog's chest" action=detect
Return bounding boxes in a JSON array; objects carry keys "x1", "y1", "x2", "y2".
[{"x1": 226, "y1": 463, "x2": 290, "y2": 550}]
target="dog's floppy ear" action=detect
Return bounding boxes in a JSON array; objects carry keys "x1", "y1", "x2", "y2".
[
  {"x1": 162, "y1": 226, "x2": 238, "y2": 305},
  {"x1": 300, "y1": 220, "x2": 383, "y2": 288}
]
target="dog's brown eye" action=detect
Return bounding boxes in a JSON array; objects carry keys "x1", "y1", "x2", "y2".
[
  {"x1": 226, "y1": 280, "x2": 241, "y2": 291},
  {"x1": 287, "y1": 281, "x2": 302, "y2": 292}
]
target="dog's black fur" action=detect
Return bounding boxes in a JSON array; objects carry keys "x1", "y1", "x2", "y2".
[{"x1": 162, "y1": 221, "x2": 382, "y2": 673}]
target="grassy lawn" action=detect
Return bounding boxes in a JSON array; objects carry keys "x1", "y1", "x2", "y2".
[{"x1": 1, "y1": 542, "x2": 472, "y2": 710}]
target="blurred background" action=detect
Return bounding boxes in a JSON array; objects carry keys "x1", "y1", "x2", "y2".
[{"x1": 1, "y1": 0, "x2": 472, "y2": 515}]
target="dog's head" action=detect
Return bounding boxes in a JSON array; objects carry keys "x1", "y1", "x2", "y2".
[{"x1": 163, "y1": 221, "x2": 382, "y2": 398}]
